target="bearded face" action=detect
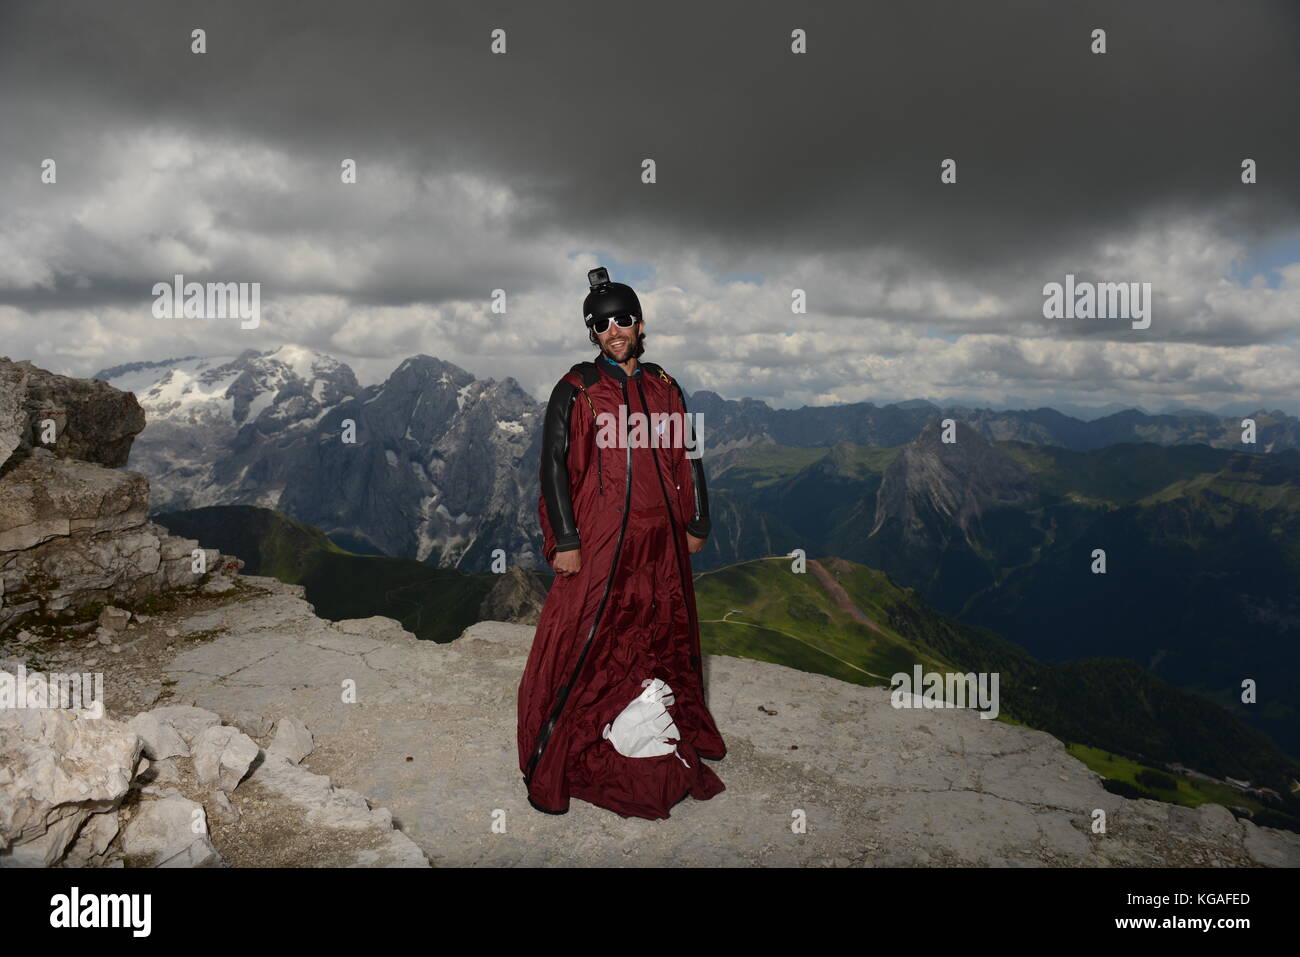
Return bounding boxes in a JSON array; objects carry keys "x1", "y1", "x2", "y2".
[{"x1": 592, "y1": 318, "x2": 644, "y2": 360}]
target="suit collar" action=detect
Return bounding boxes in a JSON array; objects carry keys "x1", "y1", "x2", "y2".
[{"x1": 595, "y1": 352, "x2": 640, "y2": 382}]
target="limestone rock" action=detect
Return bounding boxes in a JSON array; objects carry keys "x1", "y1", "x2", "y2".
[
  {"x1": 208, "y1": 790, "x2": 240, "y2": 825},
  {"x1": 332, "y1": 616, "x2": 417, "y2": 643},
  {"x1": 0, "y1": 450, "x2": 149, "y2": 552},
  {"x1": 249, "y1": 750, "x2": 428, "y2": 867},
  {"x1": 120, "y1": 794, "x2": 221, "y2": 867},
  {"x1": 0, "y1": 685, "x2": 140, "y2": 866},
  {"x1": 1241, "y1": 817, "x2": 1300, "y2": 867},
  {"x1": 228, "y1": 710, "x2": 272, "y2": 739},
  {"x1": 0, "y1": 359, "x2": 27, "y2": 470},
  {"x1": 146, "y1": 705, "x2": 221, "y2": 747},
  {"x1": 200, "y1": 574, "x2": 235, "y2": 595},
  {"x1": 98, "y1": 606, "x2": 131, "y2": 632},
  {"x1": 2, "y1": 357, "x2": 145, "y2": 467},
  {"x1": 0, "y1": 358, "x2": 243, "y2": 635},
  {"x1": 191, "y1": 725, "x2": 259, "y2": 792},
  {"x1": 144, "y1": 757, "x2": 181, "y2": 785},
  {"x1": 0, "y1": 513, "x2": 228, "y2": 634},
  {"x1": 126, "y1": 711, "x2": 190, "y2": 760},
  {"x1": 268, "y1": 716, "x2": 314, "y2": 764},
  {"x1": 61, "y1": 809, "x2": 121, "y2": 867}
]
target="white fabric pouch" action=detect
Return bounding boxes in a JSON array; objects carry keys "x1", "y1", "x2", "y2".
[{"x1": 602, "y1": 678, "x2": 691, "y2": 768}]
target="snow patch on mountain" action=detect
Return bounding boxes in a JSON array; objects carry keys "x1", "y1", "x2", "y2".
[{"x1": 109, "y1": 349, "x2": 548, "y2": 571}]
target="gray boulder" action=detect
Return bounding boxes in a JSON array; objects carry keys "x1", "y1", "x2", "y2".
[
  {"x1": 120, "y1": 793, "x2": 221, "y2": 867},
  {"x1": 268, "y1": 716, "x2": 314, "y2": 764},
  {"x1": 0, "y1": 360, "x2": 26, "y2": 471},
  {"x1": 0, "y1": 682, "x2": 141, "y2": 866},
  {"x1": 191, "y1": 725, "x2": 259, "y2": 792},
  {"x1": 145, "y1": 705, "x2": 221, "y2": 746},
  {"x1": 1, "y1": 356, "x2": 145, "y2": 468},
  {"x1": 228, "y1": 710, "x2": 272, "y2": 739},
  {"x1": 126, "y1": 712, "x2": 190, "y2": 760}
]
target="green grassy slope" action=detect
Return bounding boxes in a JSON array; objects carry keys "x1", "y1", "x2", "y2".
[
  {"x1": 694, "y1": 554, "x2": 1300, "y2": 831},
  {"x1": 154, "y1": 505, "x2": 497, "y2": 643},
  {"x1": 703, "y1": 441, "x2": 1300, "y2": 762}
]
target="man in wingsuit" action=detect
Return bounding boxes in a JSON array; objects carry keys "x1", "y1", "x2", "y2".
[{"x1": 516, "y1": 266, "x2": 727, "y2": 819}]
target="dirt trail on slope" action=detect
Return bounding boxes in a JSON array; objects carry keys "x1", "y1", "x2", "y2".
[{"x1": 807, "y1": 558, "x2": 888, "y2": 636}]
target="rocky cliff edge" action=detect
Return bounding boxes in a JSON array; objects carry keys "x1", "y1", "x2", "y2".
[{"x1": 5, "y1": 573, "x2": 1298, "y2": 867}]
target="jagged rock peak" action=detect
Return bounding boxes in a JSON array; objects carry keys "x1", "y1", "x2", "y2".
[
  {"x1": 389, "y1": 354, "x2": 474, "y2": 382},
  {"x1": 871, "y1": 418, "x2": 1037, "y2": 538}
]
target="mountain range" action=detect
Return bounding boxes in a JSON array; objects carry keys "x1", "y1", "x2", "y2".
[
  {"x1": 699, "y1": 426, "x2": 1300, "y2": 759},
  {"x1": 96, "y1": 347, "x2": 1300, "y2": 573},
  {"x1": 97, "y1": 347, "x2": 544, "y2": 569}
]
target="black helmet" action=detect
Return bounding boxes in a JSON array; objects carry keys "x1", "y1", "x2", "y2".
[{"x1": 583, "y1": 266, "x2": 642, "y2": 328}]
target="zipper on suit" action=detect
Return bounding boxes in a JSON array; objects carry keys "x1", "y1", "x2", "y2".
[
  {"x1": 576, "y1": 381, "x2": 602, "y2": 493},
  {"x1": 675, "y1": 383, "x2": 703, "y2": 527},
  {"x1": 686, "y1": 423, "x2": 702, "y2": 524},
  {"x1": 525, "y1": 378, "x2": 631, "y2": 789},
  {"x1": 635, "y1": 376, "x2": 704, "y2": 677}
]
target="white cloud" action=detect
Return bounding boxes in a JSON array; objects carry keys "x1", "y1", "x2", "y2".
[{"x1": 2, "y1": 126, "x2": 1297, "y2": 416}]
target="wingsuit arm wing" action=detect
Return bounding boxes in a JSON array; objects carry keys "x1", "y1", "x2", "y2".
[
  {"x1": 540, "y1": 377, "x2": 582, "y2": 554},
  {"x1": 673, "y1": 381, "x2": 711, "y2": 540}
]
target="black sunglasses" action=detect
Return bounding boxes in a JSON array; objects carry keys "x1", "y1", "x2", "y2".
[{"x1": 589, "y1": 315, "x2": 638, "y2": 335}]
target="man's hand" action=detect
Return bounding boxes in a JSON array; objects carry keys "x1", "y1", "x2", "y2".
[
  {"x1": 554, "y1": 547, "x2": 582, "y2": 576},
  {"x1": 686, "y1": 533, "x2": 706, "y2": 554}
]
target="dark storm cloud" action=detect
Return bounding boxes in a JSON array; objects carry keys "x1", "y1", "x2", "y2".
[
  {"x1": 3, "y1": 0, "x2": 1299, "y2": 419},
  {"x1": 2, "y1": 0, "x2": 1296, "y2": 298}
]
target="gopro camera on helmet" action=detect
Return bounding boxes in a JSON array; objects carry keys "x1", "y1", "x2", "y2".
[{"x1": 582, "y1": 265, "x2": 642, "y2": 329}]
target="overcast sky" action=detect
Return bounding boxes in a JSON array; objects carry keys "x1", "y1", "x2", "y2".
[{"x1": 1, "y1": 0, "x2": 1297, "y2": 414}]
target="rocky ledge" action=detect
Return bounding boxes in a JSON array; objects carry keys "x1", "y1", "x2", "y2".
[
  {"x1": 1, "y1": 356, "x2": 244, "y2": 635},
  {"x1": 0, "y1": 578, "x2": 428, "y2": 867},
  {"x1": 5, "y1": 573, "x2": 1297, "y2": 867}
]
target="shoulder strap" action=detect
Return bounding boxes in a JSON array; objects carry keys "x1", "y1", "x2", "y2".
[
  {"x1": 565, "y1": 362, "x2": 599, "y2": 422},
  {"x1": 638, "y1": 360, "x2": 674, "y2": 385},
  {"x1": 569, "y1": 360, "x2": 601, "y2": 388}
]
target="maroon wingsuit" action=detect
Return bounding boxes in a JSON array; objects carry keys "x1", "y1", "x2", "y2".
[{"x1": 517, "y1": 355, "x2": 726, "y2": 819}]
